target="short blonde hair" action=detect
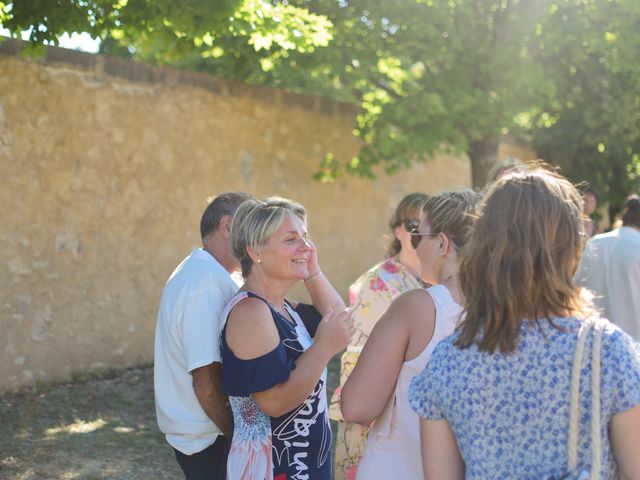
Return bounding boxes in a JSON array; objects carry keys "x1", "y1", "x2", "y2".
[
  {"x1": 423, "y1": 189, "x2": 480, "y2": 252},
  {"x1": 456, "y1": 167, "x2": 592, "y2": 354},
  {"x1": 231, "y1": 197, "x2": 306, "y2": 277}
]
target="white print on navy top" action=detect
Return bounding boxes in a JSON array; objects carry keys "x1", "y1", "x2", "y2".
[{"x1": 272, "y1": 379, "x2": 331, "y2": 478}]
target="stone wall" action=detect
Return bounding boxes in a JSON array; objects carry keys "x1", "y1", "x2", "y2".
[{"x1": 0, "y1": 40, "x2": 472, "y2": 390}]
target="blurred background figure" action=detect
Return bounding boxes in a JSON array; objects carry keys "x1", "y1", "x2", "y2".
[
  {"x1": 485, "y1": 157, "x2": 525, "y2": 186},
  {"x1": 341, "y1": 190, "x2": 479, "y2": 479},
  {"x1": 409, "y1": 168, "x2": 640, "y2": 479},
  {"x1": 582, "y1": 184, "x2": 601, "y2": 237},
  {"x1": 329, "y1": 192, "x2": 428, "y2": 480},
  {"x1": 576, "y1": 194, "x2": 640, "y2": 339}
]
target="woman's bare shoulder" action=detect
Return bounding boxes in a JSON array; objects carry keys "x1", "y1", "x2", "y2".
[
  {"x1": 387, "y1": 288, "x2": 435, "y2": 322},
  {"x1": 228, "y1": 296, "x2": 271, "y2": 321},
  {"x1": 226, "y1": 296, "x2": 280, "y2": 359}
]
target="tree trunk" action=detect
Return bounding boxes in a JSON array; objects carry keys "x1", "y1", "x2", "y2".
[{"x1": 469, "y1": 136, "x2": 500, "y2": 188}]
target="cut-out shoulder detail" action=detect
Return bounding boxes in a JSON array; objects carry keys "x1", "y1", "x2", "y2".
[
  {"x1": 225, "y1": 296, "x2": 281, "y2": 360},
  {"x1": 220, "y1": 290, "x2": 333, "y2": 479}
]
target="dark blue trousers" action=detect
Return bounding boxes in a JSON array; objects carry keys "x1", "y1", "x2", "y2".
[{"x1": 174, "y1": 434, "x2": 229, "y2": 480}]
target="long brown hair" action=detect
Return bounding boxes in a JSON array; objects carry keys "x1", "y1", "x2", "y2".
[{"x1": 456, "y1": 167, "x2": 592, "y2": 353}]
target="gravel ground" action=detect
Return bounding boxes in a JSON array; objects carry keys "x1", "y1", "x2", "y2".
[
  {"x1": 0, "y1": 358, "x2": 341, "y2": 480},
  {"x1": 0, "y1": 366, "x2": 180, "y2": 480}
]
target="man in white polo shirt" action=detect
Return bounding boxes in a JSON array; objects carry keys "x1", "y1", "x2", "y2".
[{"x1": 154, "y1": 192, "x2": 250, "y2": 480}]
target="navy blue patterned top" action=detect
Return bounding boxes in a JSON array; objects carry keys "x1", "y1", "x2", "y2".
[
  {"x1": 220, "y1": 291, "x2": 331, "y2": 480},
  {"x1": 409, "y1": 317, "x2": 640, "y2": 479}
]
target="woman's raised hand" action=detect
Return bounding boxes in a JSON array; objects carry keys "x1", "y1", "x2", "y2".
[
  {"x1": 305, "y1": 238, "x2": 321, "y2": 279},
  {"x1": 315, "y1": 308, "x2": 355, "y2": 357}
]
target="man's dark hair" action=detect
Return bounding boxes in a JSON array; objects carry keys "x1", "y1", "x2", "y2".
[
  {"x1": 622, "y1": 194, "x2": 640, "y2": 228},
  {"x1": 200, "y1": 192, "x2": 252, "y2": 240},
  {"x1": 581, "y1": 183, "x2": 599, "y2": 201}
]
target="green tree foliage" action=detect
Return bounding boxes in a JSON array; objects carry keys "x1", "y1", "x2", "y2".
[
  {"x1": 0, "y1": 0, "x2": 332, "y2": 61},
  {"x1": 280, "y1": 0, "x2": 640, "y2": 190},
  {"x1": 3, "y1": 1, "x2": 640, "y2": 195},
  {"x1": 524, "y1": 0, "x2": 640, "y2": 219},
  {"x1": 191, "y1": 0, "x2": 552, "y2": 185}
]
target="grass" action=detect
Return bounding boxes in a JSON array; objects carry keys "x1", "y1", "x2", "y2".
[{"x1": 0, "y1": 359, "x2": 342, "y2": 479}]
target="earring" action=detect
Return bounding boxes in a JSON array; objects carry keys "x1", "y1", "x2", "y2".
[{"x1": 257, "y1": 258, "x2": 262, "y2": 264}]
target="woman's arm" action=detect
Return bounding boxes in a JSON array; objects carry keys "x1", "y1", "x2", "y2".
[
  {"x1": 226, "y1": 297, "x2": 354, "y2": 417},
  {"x1": 610, "y1": 404, "x2": 640, "y2": 479},
  {"x1": 302, "y1": 240, "x2": 346, "y2": 315},
  {"x1": 420, "y1": 418, "x2": 465, "y2": 479},
  {"x1": 340, "y1": 289, "x2": 435, "y2": 425}
]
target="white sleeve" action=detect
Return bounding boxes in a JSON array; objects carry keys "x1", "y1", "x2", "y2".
[
  {"x1": 575, "y1": 240, "x2": 597, "y2": 288},
  {"x1": 181, "y1": 286, "x2": 227, "y2": 373}
]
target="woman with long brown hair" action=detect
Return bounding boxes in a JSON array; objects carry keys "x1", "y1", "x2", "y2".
[{"x1": 409, "y1": 168, "x2": 640, "y2": 479}]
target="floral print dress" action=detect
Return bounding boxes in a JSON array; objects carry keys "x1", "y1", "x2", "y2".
[{"x1": 329, "y1": 256, "x2": 423, "y2": 480}]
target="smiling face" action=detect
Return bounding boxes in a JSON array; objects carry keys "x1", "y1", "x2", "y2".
[{"x1": 257, "y1": 213, "x2": 311, "y2": 282}]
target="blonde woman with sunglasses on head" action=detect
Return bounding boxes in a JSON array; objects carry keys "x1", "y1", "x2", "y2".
[
  {"x1": 340, "y1": 189, "x2": 479, "y2": 479},
  {"x1": 330, "y1": 192, "x2": 428, "y2": 479}
]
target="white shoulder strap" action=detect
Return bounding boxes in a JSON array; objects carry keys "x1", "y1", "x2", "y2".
[
  {"x1": 567, "y1": 320, "x2": 603, "y2": 479},
  {"x1": 589, "y1": 324, "x2": 603, "y2": 479}
]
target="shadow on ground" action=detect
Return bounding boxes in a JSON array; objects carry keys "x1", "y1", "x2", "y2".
[
  {"x1": 0, "y1": 357, "x2": 342, "y2": 479},
  {"x1": 0, "y1": 367, "x2": 181, "y2": 480}
]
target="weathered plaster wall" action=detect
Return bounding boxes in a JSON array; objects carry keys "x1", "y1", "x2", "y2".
[{"x1": 0, "y1": 40, "x2": 471, "y2": 390}]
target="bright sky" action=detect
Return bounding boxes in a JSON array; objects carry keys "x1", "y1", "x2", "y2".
[{"x1": 0, "y1": 28, "x2": 100, "y2": 53}]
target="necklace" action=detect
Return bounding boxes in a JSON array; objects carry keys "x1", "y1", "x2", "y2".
[
  {"x1": 264, "y1": 299, "x2": 296, "y2": 325},
  {"x1": 241, "y1": 286, "x2": 292, "y2": 322}
]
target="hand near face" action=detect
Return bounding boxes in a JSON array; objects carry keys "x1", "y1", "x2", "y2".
[
  {"x1": 306, "y1": 238, "x2": 320, "y2": 278},
  {"x1": 315, "y1": 308, "x2": 355, "y2": 357}
]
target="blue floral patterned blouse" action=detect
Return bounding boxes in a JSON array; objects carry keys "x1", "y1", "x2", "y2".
[{"x1": 409, "y1": 317, "x2": 640, "y2": 480}]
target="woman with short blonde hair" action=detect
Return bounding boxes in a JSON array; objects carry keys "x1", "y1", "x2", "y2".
[{"x1": 221, "y1": 196, "x2": 355, "y2": 480}]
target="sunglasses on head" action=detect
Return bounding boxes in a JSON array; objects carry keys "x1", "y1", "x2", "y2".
[
  {"x1": 409, "y1": 228, "x2": 440, "y2": 249},
  {"x1": 402, "y1": 219, "x2": 420, "y2": 232}
]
